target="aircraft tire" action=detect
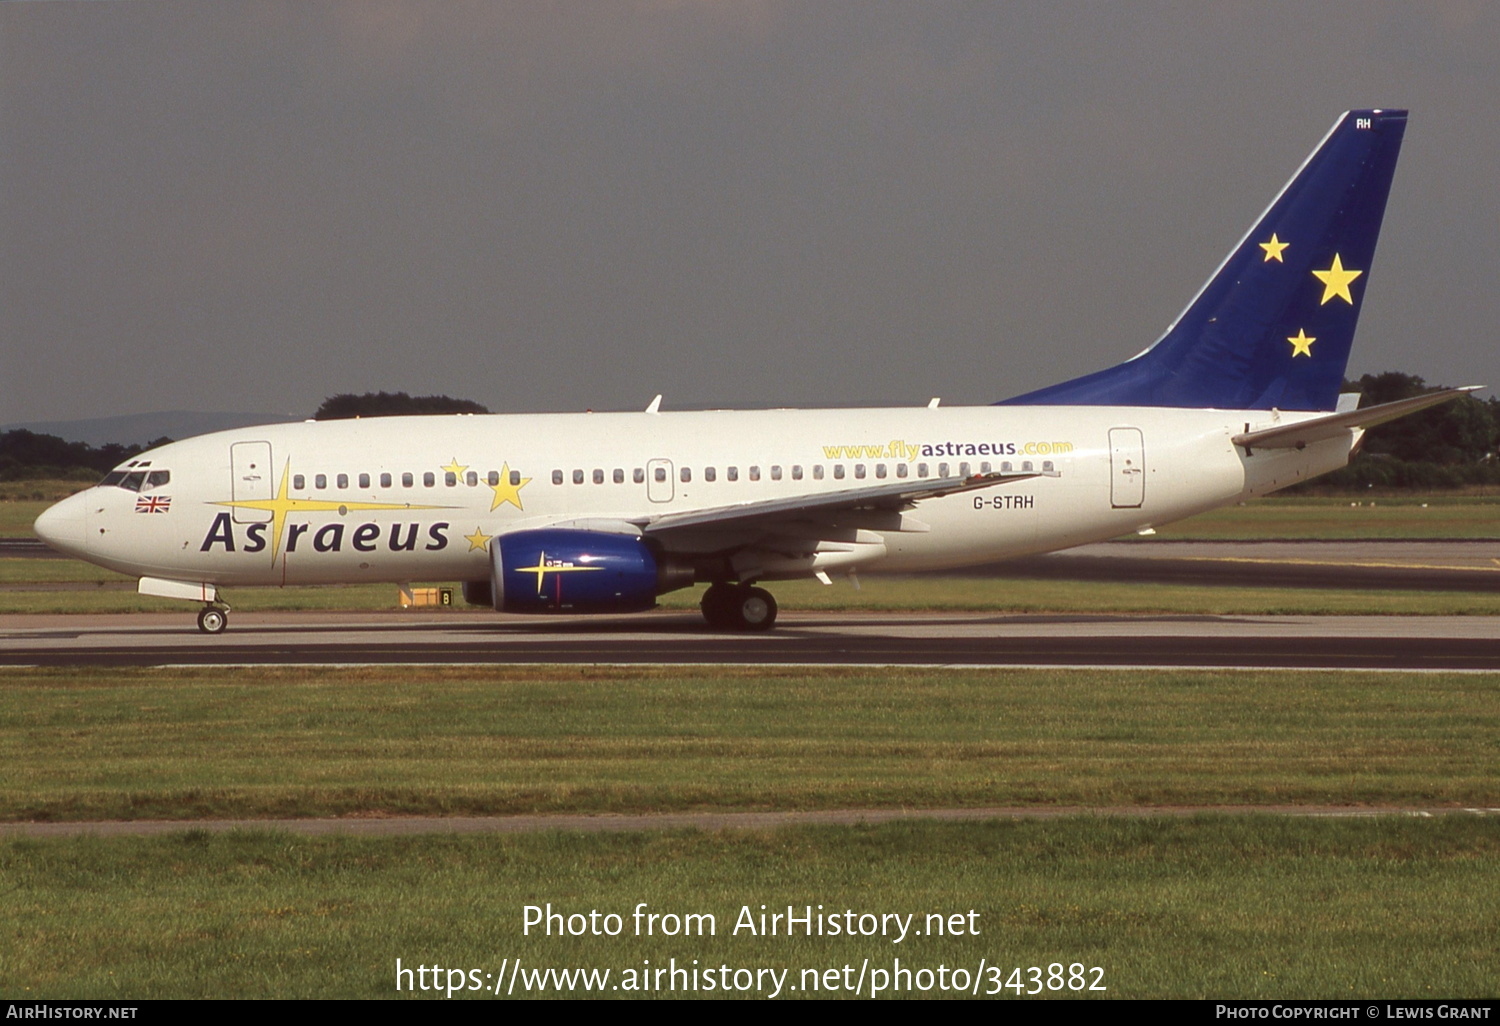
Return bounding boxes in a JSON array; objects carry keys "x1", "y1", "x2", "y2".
[
  {"x1": 700, "y1": 583, "x2": 736, "y2": 628},
  {"x1": 197, "y1": 607, "x2": 228, "y2": 635},
  {"x1": 732, "y1": 586, "x2": 778, "y2": 631}
]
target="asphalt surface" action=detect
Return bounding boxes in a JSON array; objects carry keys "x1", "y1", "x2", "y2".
[{"x1": 4, "y1": 610, "x2": 1499, "y2": 670}]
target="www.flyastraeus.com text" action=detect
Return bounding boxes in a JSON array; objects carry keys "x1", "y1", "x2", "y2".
[{"x1": 394, "y1": 903, "x2": 1106, "y2": 998}]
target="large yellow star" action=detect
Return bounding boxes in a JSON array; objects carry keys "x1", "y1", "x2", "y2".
[
  {"x1": 215, "y1": 461, "x2": 451, "y2": 563},
  {"x1": 1286, "y1": 329, "x2": 1316, "y2": 358},
  {"x1": 514, "y1": 552, "x2": 602, "y2": 596},
  {"x1": 489, "y1": 462, "x2": 530, "y2": 511},
  {"x1": 441, "y1": 457, "x2": 469, "y2": 479},
  {"x1": 1259, "y1": 233, "x2": 1289, "y2": 262},
  {"x1": 1312, "y1": 253, "x2": 1362, "y2": 305},
  {"x1": 464, "y1": 526, "x2": 494, "y2": 552}
]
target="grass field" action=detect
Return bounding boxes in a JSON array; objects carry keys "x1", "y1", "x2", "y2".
[
  {"x1": 3, "y1": 664, "x2": 1498, "y2": 999},
  {"x1": 4, "y1": 665, "x2": 1497, "y2": 822},
  {"x1": 6, "y1": 817, "x2": 1499, "y2": 999},
  {"x1": 5, "y1": 558, "x2": 1500, "y2": 616}
]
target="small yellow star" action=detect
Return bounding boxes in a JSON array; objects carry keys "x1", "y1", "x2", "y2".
[
  {"x1": 1287, "y1": 329, "x2": 1316, "y2": 358},
  {"x1": 489, "y1": 462, "x2": 531, "y2": 511},
  {"x1": 1312, "y1": 253, "x2": 1362, "y2": 305},
  {"x1": 441, "y1": 457, "x2": 469, "y2": 479},
  {"x1": 464, "y1": 526, "x2": 494, "y2": 552},
  {"x1": 1259, "y1": 233, "x2": 1289, "y2": 262}
]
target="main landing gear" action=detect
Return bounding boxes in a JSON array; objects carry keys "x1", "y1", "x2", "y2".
[
  {"x1": 700, "y1": 582, "x2": 778, "y2": 631},
  {"x1": 196, "y1": 604, "x2": 230, "y2": 635}
]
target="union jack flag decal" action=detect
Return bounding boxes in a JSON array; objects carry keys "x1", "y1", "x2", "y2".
[{"x1": 135, "y1": 495, "x2": 171, "y2": 514}]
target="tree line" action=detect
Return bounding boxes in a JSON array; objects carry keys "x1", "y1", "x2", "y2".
[{"x1": 3, "y1": 381, "x2": 1497, "y2": 489}]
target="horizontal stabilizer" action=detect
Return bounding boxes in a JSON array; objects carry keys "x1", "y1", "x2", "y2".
[{"x1": 1232, "y1": 386, "x2": 1480, "y2": 450}]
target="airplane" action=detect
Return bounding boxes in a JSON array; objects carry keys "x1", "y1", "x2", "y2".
[{"x1": 33, "y1": 108, "x2": 1477, "y2": 634}]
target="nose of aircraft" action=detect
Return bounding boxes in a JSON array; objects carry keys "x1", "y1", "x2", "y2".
[{"x1": 33, "y1": 491, "x2": 90, "y2": 558}]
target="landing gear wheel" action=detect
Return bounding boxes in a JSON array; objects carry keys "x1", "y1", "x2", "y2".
[
  {"x1": 700, "y1": 583, "x2": 737, "y2": 629},
  {"x1": 731, "y1": 586, "x2": 777, "y2": 631},
  {"x1": 197, "y1": 606, "x2": 228, "y2": 635}
]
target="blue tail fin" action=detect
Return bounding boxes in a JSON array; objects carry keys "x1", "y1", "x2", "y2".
[{"x1": 999, "y1": 109, "x2": 1407, "y2": 411}]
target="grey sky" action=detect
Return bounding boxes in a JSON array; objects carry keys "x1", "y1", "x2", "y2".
[{"x1": 3, "y1": 2, "x2": 1497, "y2": 423}]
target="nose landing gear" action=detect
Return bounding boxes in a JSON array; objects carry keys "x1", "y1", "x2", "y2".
[{"x1": 196, "y1": 604, "x2": 230, "y2": 635}]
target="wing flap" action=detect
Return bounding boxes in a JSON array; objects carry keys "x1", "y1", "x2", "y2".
[{"x1": 639, "y1": 471, "x2": 1034, "y2": 537}]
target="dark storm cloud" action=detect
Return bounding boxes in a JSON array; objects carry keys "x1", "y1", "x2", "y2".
[{"x1": 3, "y1": 2, "x2": 1497, "y2": 423}]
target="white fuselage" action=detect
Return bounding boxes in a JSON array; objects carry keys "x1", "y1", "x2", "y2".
[{"x1": 37, "y1": 404, "x2": 1353, "y2": 590}]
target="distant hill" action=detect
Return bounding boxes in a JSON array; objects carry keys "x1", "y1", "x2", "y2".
[{"x1": 0, "y1": 411, "x2": 301, "y2": 448}]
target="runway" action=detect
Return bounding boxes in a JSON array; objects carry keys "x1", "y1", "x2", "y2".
[{"x1": 4, "y1": 610, "x2": 1498, "y2": 670}]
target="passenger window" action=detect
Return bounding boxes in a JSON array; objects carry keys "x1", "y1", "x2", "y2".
[
  {"x1": 727, "y1": 467, "x2": 738, "y2": 482},
  {"x1": 1001, "y1": 461, "x2": 1013, "y2": 473},
  {"x1": 680, "y1": 467, "x2": 692, "y2": 483},
  {"x1": 423, "y1": 472, "x2": 436, "y2": 487},
  {"x1": 749, "y1": 466, "x2": 761, "y2": 482},
  {"x1": 466, "y1": 471, "x2": 478, "y2": 486},
  {"x1": 958, "y1": 462, "x2": 970, "y2": 477},
  {"x1": 552, "y1": 470, "x2": 564, "y2": 485},
  {"x1": 875, "y1": 465, "x2": 887, "y2": 479},
  {"x1": 654, "y1": 467, "x2": 666, "y2": 483},
  {"x1": 359, "y1": 473, "x2": 371, "y2": 489},
  {"x1": 293, "y1": 474, "x2": 306, "y2": 490},
  {"x1": 771, "y1": 466, "x2": 782, "y2": 481},
  {"x1": 980, "y1": 462, "x2": 991, "y2": 474},
  {"x1": 510, "y1": 470, "x2": 521, "y2": 486},
  {"x1": 1043, "y1": 460, "x2": 1055, "y2": 473},
  {"x1": 145, "y1": 471, "x2": 171, "y2": 489},
  {"x1": 402, "y1": 472, "x2": 414, "y2": 487},
  {"x1": 938, "y1": 463, "x2": 949, "y2": 477},
  {"x1": 592, "y1": 469, "x2": 604, "y2": 485},
  {"x1": 380, "y1": 473, "x2": 392, "y2": 488},
  {"x1": 896, "y1": 464, "x2": 908, "y2": 478},
  {"x1": 315, "y1": 474, "x2": 327, "y2": 489},
  {"x1": 337, "y1": 473, "x2": 349, "y2": 489},
  {"x1": 1022, "y1": 460, "x2": 1034, "y2": 473},
  {"x1": 854, "y1": 465, "x2": 866, "y2": 479},
  {"x1": 833, "y1": 465, "x2": 845, "y2": 480},
  {"x1": 704, "y1": 467, "x2": 716, "y2": 482},
  {"x1": 487, "y1": 471, "x2": 499, "y2": 486},
  {"x1": 613, "y1": 469, "x2": 624, "y2": 484},
  {"x1": 917, "y1": 463, "x2": 929, "y2": 478},
  {"x1": 813, "y1": 466, "x2": 824, "y2": 480},
  {"x1": 573, "y1": 470, "x2": 584, "y2": 485},
  {"x1": 792, "y1": 466, "x2": 803, "y2": 481},
  {"x1": 634, "y1": 468, "x2": 645, "y2": 484},
  {"x1": 442, "y1": 472, "x2": 454, "y2": 486}
]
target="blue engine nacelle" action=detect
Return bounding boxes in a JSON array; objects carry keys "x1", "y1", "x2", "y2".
[{"x1": 490, "y1": 528, "x2": 689, "y2": 614}]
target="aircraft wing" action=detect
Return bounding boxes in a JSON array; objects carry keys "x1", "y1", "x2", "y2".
[
  {"x1": 1232, "y1": 387, "x2": 1481, "y2": 451},
  {"x1": 632, "y1": 470, "x2": 1036, "y2": 538}
]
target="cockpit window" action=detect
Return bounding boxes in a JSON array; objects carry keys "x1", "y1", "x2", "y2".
[
  {"x1": 144, "y1": 471, "x2": 170, "y2": 490},
  {"x1": 100, "y1": 471, "x2": 126, "y2": 487},
  {"x1": 119, "y1": 472, "x2": 147, "y2": 492}
]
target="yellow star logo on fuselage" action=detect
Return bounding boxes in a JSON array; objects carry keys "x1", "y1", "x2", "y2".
[
  {"x1": 465, "y1": 526, "x2": 494, "y2": 552},
  {"x1": 215, "y1": 461, "x2": 452, "y2": 563},
  {"x1": 1287, "y1": 329, "x2": 1315, "y2": 358},
  {"x1": 490, "y1": 462, "x2": 530, "y2": 511},
  {"x1": 1259, "y1": 234, "x2": 1289, "y2": 262},
  {"x1": 1312, "y1": 254, "x2": 1362, "y2": 305}
]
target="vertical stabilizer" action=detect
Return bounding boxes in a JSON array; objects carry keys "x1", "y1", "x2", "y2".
[{"x1": 1000, "y1": 109, "x2": 1407, "y2": 411}]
